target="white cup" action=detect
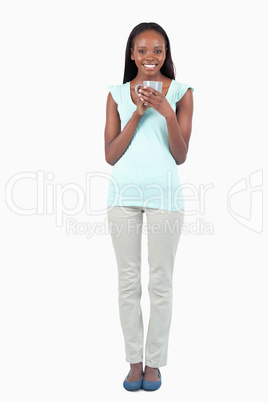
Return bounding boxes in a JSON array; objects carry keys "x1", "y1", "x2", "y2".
[{"x1": 135, "y1": 81, "x2": 163, "y2": 105}]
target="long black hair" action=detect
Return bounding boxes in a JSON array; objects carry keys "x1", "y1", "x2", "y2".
[{"x1": 123, "y1": 22, "x2": 176, "y2": 84}]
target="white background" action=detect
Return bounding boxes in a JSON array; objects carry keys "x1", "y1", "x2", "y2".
[{"x1": 1, "y1": 0, "x2": 267, "y2": 401}]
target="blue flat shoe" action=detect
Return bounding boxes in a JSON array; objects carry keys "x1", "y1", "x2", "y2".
[
  {"x1": 142, "y1": 369, "x2": 162, "y2": 391},
  {"x1": 123, "y1": 370, "x2": 143, "y2": 391}
]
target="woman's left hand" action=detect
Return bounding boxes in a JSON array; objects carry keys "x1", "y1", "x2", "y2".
[{"x1": 138, "y1": 86, "x2": 174, "y2": 119}]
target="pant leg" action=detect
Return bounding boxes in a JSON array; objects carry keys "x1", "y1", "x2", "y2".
[
  {"x1": 107, "y1": 206, "x2": 144, "y2": 364},
  {"x1": 144, "y1": 207, "x2": 184, "y2": 368}
]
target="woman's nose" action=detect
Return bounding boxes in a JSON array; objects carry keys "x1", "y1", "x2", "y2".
[
  {"x1": 145, "y1": 50, "x2": 156, "y2": 59},
  {"x1": 145, "y1": 54, "x2": 156, "y2": 61}
]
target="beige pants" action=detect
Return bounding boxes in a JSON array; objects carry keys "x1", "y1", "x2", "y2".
[{"x1": 107, "y1": 205, "x2": 184, "y2": 368}]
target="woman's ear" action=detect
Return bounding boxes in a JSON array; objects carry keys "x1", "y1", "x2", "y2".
[{"x1": 130, "y1": 48, "x2": 135, "y2": 60}]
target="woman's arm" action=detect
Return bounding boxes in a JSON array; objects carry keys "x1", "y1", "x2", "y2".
[
  {"x1": 137, "y1": 86, "x2": 194, "y2": 165},
  {"x1": 104, "y1": 93, "x2": 145, "y2": 166},
  {"x1": 165, "y1": 88, "x2": 194, "y2": 165}
]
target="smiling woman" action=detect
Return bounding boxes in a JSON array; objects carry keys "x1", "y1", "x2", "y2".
[
  {"x1": 133, "y1": 36, "x2": 166, "y2": 72},
  {"x1": 123, "y1": 22, "x2": 176, "y2": 83},
  {"x1": 104, "y1": 22, "x2": 194, "y2": 392}
]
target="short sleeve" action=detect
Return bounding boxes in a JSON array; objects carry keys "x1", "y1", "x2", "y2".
[
  {"x1": 108, "y1": 85, "x2": 120, "y2": 104},
  {"x1": 175, "y1": 83, "x2": 194, "y2": 103}
]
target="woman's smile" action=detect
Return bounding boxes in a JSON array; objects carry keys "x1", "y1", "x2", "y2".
[{"x1": 143, "y1": 64, "x2": 158, "y2": 70}]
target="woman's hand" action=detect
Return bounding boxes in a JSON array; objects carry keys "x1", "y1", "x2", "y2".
[
  {"x1": 138, "y1": 86, "x2": 174, "y2": 119},
  {"x1": 136, "y1": 93, "x2": 150, "y2": 116}
]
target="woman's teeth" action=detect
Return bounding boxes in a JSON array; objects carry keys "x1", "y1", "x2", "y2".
[{"x1": 143, "y1": 64, "x2": 157, "y2": 70}]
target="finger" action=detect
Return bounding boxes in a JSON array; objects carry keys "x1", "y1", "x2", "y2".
[
  {"x1": 138, "y1": 90, "x2": 153, "y2": 99},
  {"x1": 139, "y1": 89, "x2": 161, "y2": 103},
  {"x1": 139, "y1": 93, "x2": 154, "y2": 104},
  {"x1": 137, "y1": 96, "x2": 149, "y2": 106},
  {"x1": 139, "y1": 95, "x2": 149, "y2": 104},
  {"x1": 142, "y1": 86, "x2": 158, "y2": 96}
]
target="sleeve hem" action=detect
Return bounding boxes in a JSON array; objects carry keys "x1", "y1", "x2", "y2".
[
  {"x1": 108, "y1": 85, "x2": 119, "y2": 104},
  {"x1": 176, "y1": 86, "x2": 194, "y2": 103}
]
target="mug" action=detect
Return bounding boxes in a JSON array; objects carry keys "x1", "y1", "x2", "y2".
[{"x1": 135, "y1": 81, "x2": 163, "y2": 105}]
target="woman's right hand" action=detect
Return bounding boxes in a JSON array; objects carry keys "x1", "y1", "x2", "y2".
[{"x1": 136, "y1": 89, "x2": 150, "y2": 115}]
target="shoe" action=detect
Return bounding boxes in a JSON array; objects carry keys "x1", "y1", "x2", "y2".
[
  {"x1": 142, "y1": 369, "x2": 162, "y2": 391},
  {"x1": 123, "y1": 370, "x2": 143, "y2": 391}
]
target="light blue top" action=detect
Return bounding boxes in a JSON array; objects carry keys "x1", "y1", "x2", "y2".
[{"x1": 107, "y1": 79, "x2": 194, "y2": 211}]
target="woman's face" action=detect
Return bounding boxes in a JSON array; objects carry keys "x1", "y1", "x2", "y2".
[{"x1": 130, "y1": 30, "x2": 167, "y2": 76}]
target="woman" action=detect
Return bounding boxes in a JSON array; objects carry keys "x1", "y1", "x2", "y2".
[{"x1": 104, "y1": 22, "x2": 194, "y2": 391}]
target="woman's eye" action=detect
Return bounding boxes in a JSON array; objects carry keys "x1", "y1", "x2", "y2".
[
  {"x1": 138, "y1": 50, "x2": 146, "y2": 53},
  {"x1": 155, "y1": 50, "x2": 162, "y2": 53}
]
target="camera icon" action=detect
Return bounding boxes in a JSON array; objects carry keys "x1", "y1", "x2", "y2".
[{"x1": 227, "y1": 169, "x2": 263, "y2": 233}]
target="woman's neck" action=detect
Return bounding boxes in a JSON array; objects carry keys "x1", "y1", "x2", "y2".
[{"x1": 133, "y1": 70, "x2": 165, "y2": 83}]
